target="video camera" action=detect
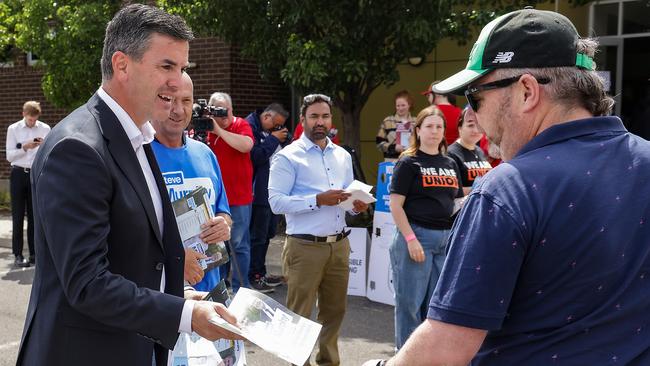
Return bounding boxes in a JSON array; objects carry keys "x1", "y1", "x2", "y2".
[
  {"x1": 273, "y1": 124, "x2": 293, "y2": 145},
  {"x1": 191, "y1": 99, "x2": 228, "y2": 143}
]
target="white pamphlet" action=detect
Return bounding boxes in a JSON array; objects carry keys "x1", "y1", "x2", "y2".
[
  {"x1": 209, "y1": 288, "x2": 322, "y2": 365},
  {"x1": 338, "y1": 180, "x2": 376, "y2": 211}
]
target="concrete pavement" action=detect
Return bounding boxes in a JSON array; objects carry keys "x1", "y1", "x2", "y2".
[{"x1": 0, "y1": 214, "x2": 395, "y2": 365}]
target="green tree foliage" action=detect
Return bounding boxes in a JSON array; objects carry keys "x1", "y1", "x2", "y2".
[
  {"x1": 0, "y1": 0, "x2": 588, "y2": 139},
  {"x1": 159, "y1": 0, "x2": 587, "y2": 152},
  {"x1": 0, "y1": 1, "x2": 120, "y2": 109}
]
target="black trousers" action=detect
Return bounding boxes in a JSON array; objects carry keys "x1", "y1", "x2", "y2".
[{"x1": 10, "y1": 167, "x2": 34, "y2": 257}]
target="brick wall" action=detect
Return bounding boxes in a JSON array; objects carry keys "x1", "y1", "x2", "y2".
[{"x1": 0, "y1": 37, "x2": 291, "y2": 180}]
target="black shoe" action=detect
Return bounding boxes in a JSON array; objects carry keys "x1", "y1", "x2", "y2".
[
  {"x1": 263, "y1": 274, "x2": 285, "y2": 287},
  {"x1": 14, "y1": 255, "x2": 30, "y2": 268},
  {"x1": 251, "y1": 278, "x2": 275, "y2": 294},
  {"x1": 29, "y1": 256, "x2": 36, "y2": 265}
]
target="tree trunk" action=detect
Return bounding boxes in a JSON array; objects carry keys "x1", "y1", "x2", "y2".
[
  {"x1": 340, "y1": 108, "x2": 361, "y2": 153},
  {"x1": 334, "y1": 91, "x2": 366, "y2": 155}
]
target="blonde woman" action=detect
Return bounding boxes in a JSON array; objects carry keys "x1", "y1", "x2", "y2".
[{"x1": 388, "y1": 105, "x2": 463, "y2": 350}]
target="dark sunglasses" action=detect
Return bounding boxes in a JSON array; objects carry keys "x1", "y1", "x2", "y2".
[{"x1": 464, "y1": 74, "x2": 551, "y2": 112}]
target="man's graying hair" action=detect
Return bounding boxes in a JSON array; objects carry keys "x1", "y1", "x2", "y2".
[
  {"x1": 493, "y1": 38, "x2": 614, "y2": 117},
  {"x1": 264, "y1": 103, "x2": 289, "y2": 119},
  {"x1": 101, "y1": 4, "x2": 194, "y2": 81},
  {"x1": 209, "y1": 92, "x2": 232, "y2": 108}
]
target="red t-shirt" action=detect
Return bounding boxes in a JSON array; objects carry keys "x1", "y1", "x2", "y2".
[
  {"x1": 479, "y1": 135, "x2": 502, "y2": 167},
  {"x1": 207, "y1": 117, "x2": 254, "y2": 206},
  {"x1": 437, "y1": 104, "x2": 462, "y2": 146}
]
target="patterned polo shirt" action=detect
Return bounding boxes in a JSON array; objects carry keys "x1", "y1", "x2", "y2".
[{"x1": 428, "y1": 116, "x2": 650, "y2": 365}]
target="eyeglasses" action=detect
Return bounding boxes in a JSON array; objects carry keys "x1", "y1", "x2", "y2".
[{"x1": 464, "y1": 75, "x2": 550, "y2": 112}]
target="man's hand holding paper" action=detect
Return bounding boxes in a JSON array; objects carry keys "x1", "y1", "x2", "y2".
[
  {"x1": 191, "y1": 301, "x2": 244, "y2": 341},
  {"x1": 184, "y1": 248, "x2": 207, "y2": 285},
  {"x1": 199, "y1": 215, "x2": 231, "y2": 243},
  {"x1": 316, "y1": 189, "x2": 351, "y2": 206},
  {"x1": 337, "y1": 180, "x2": 376, "y2": 211}
]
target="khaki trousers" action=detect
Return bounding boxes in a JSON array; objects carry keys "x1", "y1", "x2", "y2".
[{"x1": 282, "y1": 235, "x2": 350, "y2": 366}]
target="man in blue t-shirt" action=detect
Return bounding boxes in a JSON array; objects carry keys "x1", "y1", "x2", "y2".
[
  {"x1": 365, "y1": 8, "x2": 650, "y2": 366},
  {"x1": 151, "y1": 72, "x2": 232, "y2": 294}
]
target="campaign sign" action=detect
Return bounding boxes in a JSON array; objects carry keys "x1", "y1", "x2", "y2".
[
  {"x1": 374, "y1": 162, "x2": 395, "y2": 213},
  {"x1": 366, "y1": 211, "x2": 396, "y2": 306},
  {"x1": 346, "y1": 227, "x2": 369, "y2": 297}
]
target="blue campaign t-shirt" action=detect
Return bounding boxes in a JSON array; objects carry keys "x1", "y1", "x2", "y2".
[
  {"x1": 428, "y1": 117, "x2": 650, "y2": 365},
  {"x1": 152, "y1": 137, "x2": 231, "y2": 292}
]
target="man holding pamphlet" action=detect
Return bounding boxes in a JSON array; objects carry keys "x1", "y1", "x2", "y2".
[
  {"x1": 17, "y1": 5, "x2": 240, "y2": 365},
  {"x1": 269, "y1": 93, "x2": 369, "y2": 366},
  {"x1": 151, "y1": 72, "x2": 232, "y2": 292}
]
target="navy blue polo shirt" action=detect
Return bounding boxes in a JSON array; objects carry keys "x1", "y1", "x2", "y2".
[{"x1": 428, "y1": 116, "x2": 650, "y2": 365}]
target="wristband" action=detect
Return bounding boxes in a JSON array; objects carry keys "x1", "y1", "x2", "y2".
[{"x1": 404, "y1": 233, "x2": 417, "y2": 242}]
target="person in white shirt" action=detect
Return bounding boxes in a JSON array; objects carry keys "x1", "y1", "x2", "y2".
[{"x1": 5, "y1": 100, "x2": 50, "y2": 267}]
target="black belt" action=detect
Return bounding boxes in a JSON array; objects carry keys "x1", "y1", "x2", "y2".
[
  {"x1": 291, "y1": 230, "x2": 351, "y2": 243},
  {"x1": 12, "y1": 166, "x2": 30, "y2": 173}
]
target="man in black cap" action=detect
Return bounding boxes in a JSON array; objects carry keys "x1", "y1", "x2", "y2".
[{"x1": 365, "y1": 7, "x2": 650, "y2": 366}]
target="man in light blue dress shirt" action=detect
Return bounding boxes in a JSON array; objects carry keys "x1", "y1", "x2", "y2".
[{"x1": 269, "y1": 94, "x2": 368, "y2": 366}]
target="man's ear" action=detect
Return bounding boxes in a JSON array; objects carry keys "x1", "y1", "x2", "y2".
[
  {"x1": 111, "y1": 51, "x2": 129, "y2": 81},
  {"x1": 519, "y1": 74, "x2": 542, "y2": 113}
]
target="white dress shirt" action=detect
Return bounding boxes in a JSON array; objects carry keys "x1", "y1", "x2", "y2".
[
  {"x1": 97, "y1": 87, "x2": 194, "y2": 336},
  {"x1": 5, "y1": 119, "x2": 50, "y2": 168},
  {"x1": 268, "y1": 133, "x2": 354, "y2": 236}
]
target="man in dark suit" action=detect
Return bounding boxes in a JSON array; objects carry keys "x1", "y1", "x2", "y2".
[{"x1": 17, "y1": 4, "x2": 239, "y2": 366}]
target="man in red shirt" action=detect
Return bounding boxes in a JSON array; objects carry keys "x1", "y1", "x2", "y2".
[
  {"x1": 207, "y1": 92, "x2": 254, "y2": 291},
  {"x1": 421, "y1": 82, "x2": 462, "y2": 146}
]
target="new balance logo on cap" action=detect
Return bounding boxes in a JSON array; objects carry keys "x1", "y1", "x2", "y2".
[
  {"x1": 432, "y1": 9, "x2": 594, "y2": 95},
  {"x1": 493, "y1": 52, "x2": 514, "y2": 63}
]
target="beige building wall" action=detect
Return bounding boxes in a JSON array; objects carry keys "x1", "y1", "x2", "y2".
[{"x1": 355, "y1": 3, "x2": 590, "y2": 184}]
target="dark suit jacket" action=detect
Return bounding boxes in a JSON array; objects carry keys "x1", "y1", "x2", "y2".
[{"x1": 17, "y1": 93, "x2": 186, "y2": 366}]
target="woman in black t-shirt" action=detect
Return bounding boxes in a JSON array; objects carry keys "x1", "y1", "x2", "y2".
[
  {"x1": 448, "y1": 107, "x2": 492, "y2": 194},
  {"x1": 388, "y1": 105, "x2": 463, "y2": 350}
]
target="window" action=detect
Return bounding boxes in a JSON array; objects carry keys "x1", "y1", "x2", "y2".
[
  {"x1": 591, "y1": 0, "x2": 650, "y2": 37},
  {"x1": 0, "y1": 45, "x2": 14, "y2": 68},
  {"x1": 27, "y1": 51, "x2": 41, "y2": 66},
  {"x1": 593, "y1": 2, "x2": 619, "y2": 36},
  {"x1": 623, "y1": 1, "x2": 650, "y2": 34}
]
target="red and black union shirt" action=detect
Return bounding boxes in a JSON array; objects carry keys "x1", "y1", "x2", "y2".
[
  {"x1": 447, "y1": 141, "x2": 492, "y2": 187},
  {"x1": 391, "y1": 150, "x2": 463, "y2": 230}
]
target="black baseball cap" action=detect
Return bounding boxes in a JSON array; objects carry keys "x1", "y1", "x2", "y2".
[{"x1": 433, "y1": 8, "x2": 594, "y2": 95}]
